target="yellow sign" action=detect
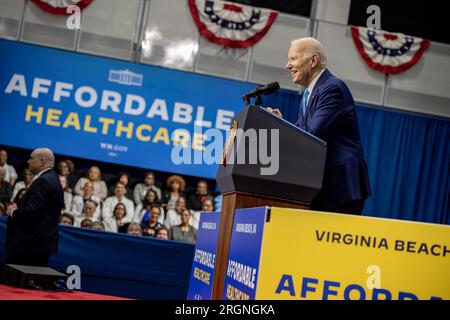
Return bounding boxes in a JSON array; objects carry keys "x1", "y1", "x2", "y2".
[{"x1": 256, "y1": 208, "x2": 450, "y2": 300}]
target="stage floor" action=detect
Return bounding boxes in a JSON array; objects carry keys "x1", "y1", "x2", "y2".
[{"x1": 0, "y1": 284, "x2": 129, "y2": 300}]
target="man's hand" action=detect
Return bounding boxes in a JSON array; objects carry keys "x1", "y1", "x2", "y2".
[
  {"x1": 266, "y1": 107, "x2": 283, "y2": 119},
  {"x1": 6, "y1": 203, "x2": 17, "y2": 217}
]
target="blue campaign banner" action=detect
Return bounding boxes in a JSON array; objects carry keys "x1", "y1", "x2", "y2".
[
  {"x1": 0, "y1": 39, "x2": 255, "y2": 178},
  {"x1": 223, "y1": 206, "x2": 268, "y2": 300},
  {"x1": 187, "y1": 211, "x2": 221, "y2": 300}
]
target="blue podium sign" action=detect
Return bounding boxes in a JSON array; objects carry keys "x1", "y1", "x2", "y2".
[
  {"x1": 187, "y1": 211, "x2": 221, "y2": 300},
  {"x1": 223, "y1": 207, "x2": 268, "y2": 300}
]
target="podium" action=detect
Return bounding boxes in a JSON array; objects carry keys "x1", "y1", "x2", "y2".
[{"x1": 213, "y1": 105, "x2": 327, "y2": 299}]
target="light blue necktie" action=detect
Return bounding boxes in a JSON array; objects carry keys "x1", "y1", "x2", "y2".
[{"x1": 302, "y1": 89, "x2": 310, "y2": 117}]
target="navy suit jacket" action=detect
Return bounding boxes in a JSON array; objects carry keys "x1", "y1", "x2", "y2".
[
  {"x1": 6, "y1": 169, "x2": 64, "y2": 261},
  {"x1": 296, "y1": 69, "x2": 371, "y2": 210}
]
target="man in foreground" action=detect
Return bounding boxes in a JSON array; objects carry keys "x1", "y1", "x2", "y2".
[{"x1": 5, "y1": 148, "x2": 64, "y2": 266}]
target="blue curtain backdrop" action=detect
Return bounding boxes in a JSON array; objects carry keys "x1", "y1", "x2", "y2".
[{"x1": 265, "y1": 91, "x2": 450, "y2": 225}]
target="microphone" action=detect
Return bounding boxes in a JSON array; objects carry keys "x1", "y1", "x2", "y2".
[{"x1": 244, "y1": 82, "x2": 280, "y2": 98}]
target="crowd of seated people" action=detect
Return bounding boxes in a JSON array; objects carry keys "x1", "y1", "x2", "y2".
[{"x1": 0, "y1": 148, "x2": 220, "y2": 245}]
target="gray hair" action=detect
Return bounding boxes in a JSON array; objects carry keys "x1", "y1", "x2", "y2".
[
  {"x1": 34, "y1": 148, "x2": 55, "y2": 168},
  {"x1": 290, "y1": 37, "x2": 327, "y2": 69}
]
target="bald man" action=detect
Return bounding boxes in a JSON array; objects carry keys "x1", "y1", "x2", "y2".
[
  {"x1": 5, "y1": 148, "x2": 64, "y2": 266},
  {"x1": 268, "y1": 37, "x2": 371, "y2": 214}
]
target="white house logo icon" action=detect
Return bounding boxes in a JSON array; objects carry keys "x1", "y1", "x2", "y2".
[{"x1": 108, "y1": 69, "x2": 143, "y2": 86}]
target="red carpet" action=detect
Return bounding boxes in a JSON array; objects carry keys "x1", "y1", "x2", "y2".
[{"x1": 0, "y1": 284, "x2": 129, "y2": 300}]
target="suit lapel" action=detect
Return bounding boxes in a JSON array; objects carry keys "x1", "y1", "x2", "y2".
[{"x1": 304, "y1": 69, "x2": 331, "y2": 124}]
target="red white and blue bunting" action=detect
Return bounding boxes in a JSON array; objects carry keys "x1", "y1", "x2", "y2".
[
  {"x1": 31, "y1": 0, "x2": 94, "y2": 15},
  {"x1": 188, "y1": 0, "x2": 278, "y2": 48},
  {"x1": 351, "y1": 26, "x2": 430, "y2": 74}
]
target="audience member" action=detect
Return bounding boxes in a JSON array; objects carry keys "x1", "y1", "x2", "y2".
[
  {"x1": 108, "y1": 172, "x2": 133, "y2": 199},
  {"x1": 133, "y1": 189, "x2": 164, "y2": 224},
  {"x1": 141, "y1": 205, "x2": 163, "y2": 237},
  {"x1": 0, "y1": 168, "x2": 12, "y2": 203},
  {"x1": 74, "y1": 199, "x2": 99, "y2": 227},
  {"x1": 188, "y1": 180, "x2": 211, "y2": 211},
  {"x1": 59, "y1": 175, "x2": 73, "y2": 212},
  {"x1": 59, "y1": 212, "x2": 75, "y2": 226},
  {"x1": 80, "y1": 219, "x2": 93, "y2": 229},
  {"x1": 161, "y1": 175, "x2": 186, "y2": 210},
  {"x1": 57, "y1": 160, "x2": 77, "y2": 191},
  {"x1": 127, "y1": 222, "x2": 143, "y2": 236},
  {"x1": 104, "y1": 202, "x2": 133, "y2": 233},
  {"x1": 74, "y1": 166, "x2": 108, "y2": 200},
  {"x1": 164, "y1": 196, "x2": 189, "y2": 229},
  {"x1": 202, "y1": 198, "x2": 215, "y2": 212},
  {"x1": 10, "y1": 169, "x2": 34, "y2": 202},
  {"x1": 0, "y1": 150, "x2": 17, "y2": 186},
  {"x1": 70, "y1": 181, "x2": 101, "y2": 218},
  {"x1": 170, "y1": 209, "x2": 197, "y2": 244},
  {"x1": 155, "y1": 226, "x2": 170, "y2": 240},
  {"x1": 91, "y1": 221, "x2": 105, "y2": 231},
  {"x1": 133, "y1": 172, "x2": 162, "y2": 205},
  {"x1": 102, "y1": 182, "x2": 134, "y2": 222}
]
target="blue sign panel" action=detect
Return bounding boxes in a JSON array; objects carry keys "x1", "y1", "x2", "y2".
[
  {"x1": 0, "y1": 39, "x2": 254, "y2": 178},
  {"x1": 187, "y1": 211, "x2": 221, "y2": 300},
  {"x1": 223, "y1": 206, "x2": 267, "y2": 300}
]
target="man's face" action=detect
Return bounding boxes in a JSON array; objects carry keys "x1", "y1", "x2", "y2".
[
  {"x1": 286, "y1": 44, "x2": 312, "y2": 87},
  {"x1": 27, "y1": 151, "x2": 42, "y2": 174},
  {"x1": 0, "y1": 151, "x2": 7, "y2": 166}
]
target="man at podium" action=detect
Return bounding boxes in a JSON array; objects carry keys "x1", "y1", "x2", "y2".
[{"x1": 267, "y1": 37, "x2": 371, "y2": 215}]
